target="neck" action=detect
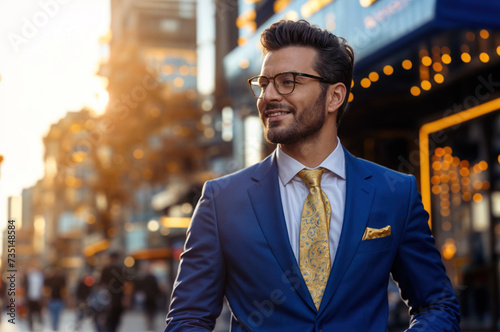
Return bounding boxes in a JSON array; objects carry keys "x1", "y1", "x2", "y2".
[{"x1": 280, "y1": 135, "x2": 338, "y2": 168}]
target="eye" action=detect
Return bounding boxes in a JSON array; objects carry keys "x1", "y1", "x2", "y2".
[
  {"x1": 257, "y1": 78, "x2": 269, "y2": 88},
  {"x1": 276, "y1": 73, "x2": 295, "y2": 86}
]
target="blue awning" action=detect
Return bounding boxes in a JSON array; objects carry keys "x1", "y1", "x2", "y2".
[
  {"x1": 355, "y1": 0, "x2": 500, "y2": 70},
  {"x1": 435, "y1": 0, "x2": 500, "y2": 29}
]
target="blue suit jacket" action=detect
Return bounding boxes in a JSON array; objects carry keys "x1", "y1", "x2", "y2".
[{"x1": 165, "y1": 149, "x2": 460, "y2": 331}]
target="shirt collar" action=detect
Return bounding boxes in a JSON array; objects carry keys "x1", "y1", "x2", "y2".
[{"x1": 276, "y1": 139, "x2": 346, "y2": 186}]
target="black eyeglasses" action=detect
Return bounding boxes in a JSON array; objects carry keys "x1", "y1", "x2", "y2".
[{"x1": 247, "y1": 72, "x2": 332, "y2": 99}]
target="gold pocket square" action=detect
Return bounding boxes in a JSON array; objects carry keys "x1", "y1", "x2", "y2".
[{"x1": 362, "y1": 225, "x2": 391, "y2": 241}]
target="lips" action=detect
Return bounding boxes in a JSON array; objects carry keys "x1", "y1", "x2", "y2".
[
  {"x1": 260, "y1": 103, "x2": 294, "y2": 124},
  {"x1": 264, "y1": 110, "x2": 291, "y2": 124},
  {"x1": 266, "y1": 110, "x2": 290, "y2": 118}
]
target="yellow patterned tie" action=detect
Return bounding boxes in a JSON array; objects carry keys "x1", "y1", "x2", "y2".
[{"x1": 297, "y1": 168, "x2": 331, "y2": 310}]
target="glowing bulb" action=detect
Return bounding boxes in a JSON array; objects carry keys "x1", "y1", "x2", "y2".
[
  {"x1": 480, "y1": 53, "x2": 490, "y2": 63},
  {"x1": 422, "y1": 56, "x2": 432, "y2": 66},
  {"x1": 421, "y1": 80, "x2": 432, "y2": 91},
  {"x1": 368, "y1": 72, "x2": 379, "y2": 82},
  {"x1": 360, "y1": 78, "x2": 371, "y2": 88},
  {"x1": 461, "y1": 53, "x2": 471, "y2": 63},
  {"x1": 434, "y1": 74, "x2": 444, "y2": 84},
  {"x1": 383, "y1": 65, "x2": 394, "y2": 75},
  {"x1": 410, "y1": 86, "x2": 421, "y2": 96}
]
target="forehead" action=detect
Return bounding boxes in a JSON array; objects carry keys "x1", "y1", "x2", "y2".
[{"x1": 261, "y1": 46, "x2": 318, "y2": 75}]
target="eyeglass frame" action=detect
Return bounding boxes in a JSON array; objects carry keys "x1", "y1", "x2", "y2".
[{"x1": 247, "y1": 71, "x2": 333, "y2": 99}]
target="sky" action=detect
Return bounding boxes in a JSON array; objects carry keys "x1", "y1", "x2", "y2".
[{"x1": 0, "y1": 0, "x2": 111, "y2": 227}]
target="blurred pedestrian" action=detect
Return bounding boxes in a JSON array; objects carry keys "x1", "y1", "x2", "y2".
[
  {"x1": 44, "y1": 265, "x2": 67, "y2": 331},
  {"x1": 24, "y1": 261, "x2": 44, "y2": 331},
  {"x1": 74, "y1": 269, "x2": 97, "y2": 331},
  {"x1": 134, "y1": 262, "x2": 161, "y2": 332},
  {"x1": 99, "y1": 251, "x2": 131, "y2": 332}
]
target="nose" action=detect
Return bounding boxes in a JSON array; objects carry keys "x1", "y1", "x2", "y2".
[{"x1": 262, "y1": 80, "x2": 282, "y2": 102}]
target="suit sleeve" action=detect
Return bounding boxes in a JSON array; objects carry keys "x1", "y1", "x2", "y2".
[
  {"x1": 165, "y1": 181, "x2": 226, "y2": 332},
  {"x1": 391, "y1": 176, "x2": 460, "y2": 332}
]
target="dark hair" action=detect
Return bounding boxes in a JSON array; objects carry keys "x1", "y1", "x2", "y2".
[{"x1": 260, "y1": 19, "x2": 354, "y2": 125}]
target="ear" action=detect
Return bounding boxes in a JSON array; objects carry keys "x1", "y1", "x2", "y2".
[{"x1": 326, "y1": 83, "x2": 346, "y2": 114}]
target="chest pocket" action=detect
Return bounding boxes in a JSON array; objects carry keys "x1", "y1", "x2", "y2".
[{"x1": 356, "y1": 235, "x2": 393, "y2": 253}]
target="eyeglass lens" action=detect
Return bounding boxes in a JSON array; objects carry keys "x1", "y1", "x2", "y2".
[{"x1": 251, "y1": 73, "x2": 295, "y2": 98}]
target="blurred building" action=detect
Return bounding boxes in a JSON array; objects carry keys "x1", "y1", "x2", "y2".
[
  {"x1": 7, "y1": 196, "x2": 22, "y2": 226},
  {"x1": 220, "y1": 0, "x2": 500, "y2": 330},
  {"x1": 94, "y1": 0, "x2": 209, "y2": 294},
  {"x1": 1, "y1": 196, "x2": 36, "y2": 269},
  {"x1": 17, "y1": 0, "x2": 233, "y2": 298},
  {"x1": 39, "y1": 109, "x2": 98, "y2": 287},
  {"x1": 107, "y1": 0, "x2": 197, "y2": 94},
  {"x1": 21, "y1": 184, "x2": 46, "y2": 263},
  {"x1": 1, "y1": 197, "x2": 22, "y2": 269}
]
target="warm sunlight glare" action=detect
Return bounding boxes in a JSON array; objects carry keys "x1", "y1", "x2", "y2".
[
  {"x1": 86, "y1": 76, "x2": 109, "y2": 115},
  {"x1": 91, "y1": 90, "x2": 110, "y2": 115}
]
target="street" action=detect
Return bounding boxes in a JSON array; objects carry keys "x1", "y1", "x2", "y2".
[
  {"x1": 0, "y1": 309, "x2": 165, "y2": 332},
  {"x1": 0, "y1": 306, "x2": 231, "y2": 332}
]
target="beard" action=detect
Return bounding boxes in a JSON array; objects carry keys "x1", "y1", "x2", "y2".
[{"x1": 260, "y1": 90, "x2": 327, "y2": 145}]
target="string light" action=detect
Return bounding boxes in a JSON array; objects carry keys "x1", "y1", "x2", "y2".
[
  {"x1": 432, "y1": 62, "x2": 443, "y2": 72},
  {"x1": 239, "y1": 59, "x2": 249, "y2": 69},
  {"x1": 383, "y1": 65, "x2": 394, "y2": 75},
  {"x1": 360, "y1": 78, "x2": 371, "y2": 88},
  {"x1": 434, "y1": 73, "x2": 444, "y2": 84},
  {"x1": 480, "y1": 52, "x2": 490, "y2": 63},
  {"x1": 421, "y1": 80, "x2": 432, "y2": 91},
  {"x1": 461, "y1": 53, "x2": 471, "y2": 63},
  {"x1": 410, "y1": 86, "x2": 421, "y2": 96},
  {"x1": 422, "y1": 56, "x2": 432, "y2": 66},
  {"x1": 465, "y1": 31, "x2": 475, "y2": 42},
  {"x1": 368, "y1": 72, "x2": 379, "y2": 82},
  {"x1": 238, "y1": 37, "x2": 247, "y2": 46}
]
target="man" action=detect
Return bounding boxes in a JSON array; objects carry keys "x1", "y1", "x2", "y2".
[
  {"x1": 134, "y1": 262, "x2": 162, "y2": 332},
  {"x1": 44, "y1": 265, "x2": 67, "y2": 331},
  {"x1": 99, "y1": 251, "x2": 132, "y2": 332},
  {"x1": 165, "y1": 19, "x2": 460, "y2": 331},
  {"x1": 24, "y1": 261, "x2": 45, "y2": 331}
]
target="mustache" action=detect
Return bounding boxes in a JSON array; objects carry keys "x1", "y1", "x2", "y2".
[{"x1": 264, "y1": 103, "x2": 295, "y2": 112}]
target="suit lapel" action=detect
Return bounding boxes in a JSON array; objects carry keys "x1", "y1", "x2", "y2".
[
  {"x1": 319, "y1": 148, "x2": 376, "y2": 314},
  {"x1": 247, "y1": 152, "x2": 317, "y2": 311}
]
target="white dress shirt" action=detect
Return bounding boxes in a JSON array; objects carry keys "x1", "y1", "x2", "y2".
[{"x1": 276, "y1": 140, "x2": 346, "y2": 267}]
